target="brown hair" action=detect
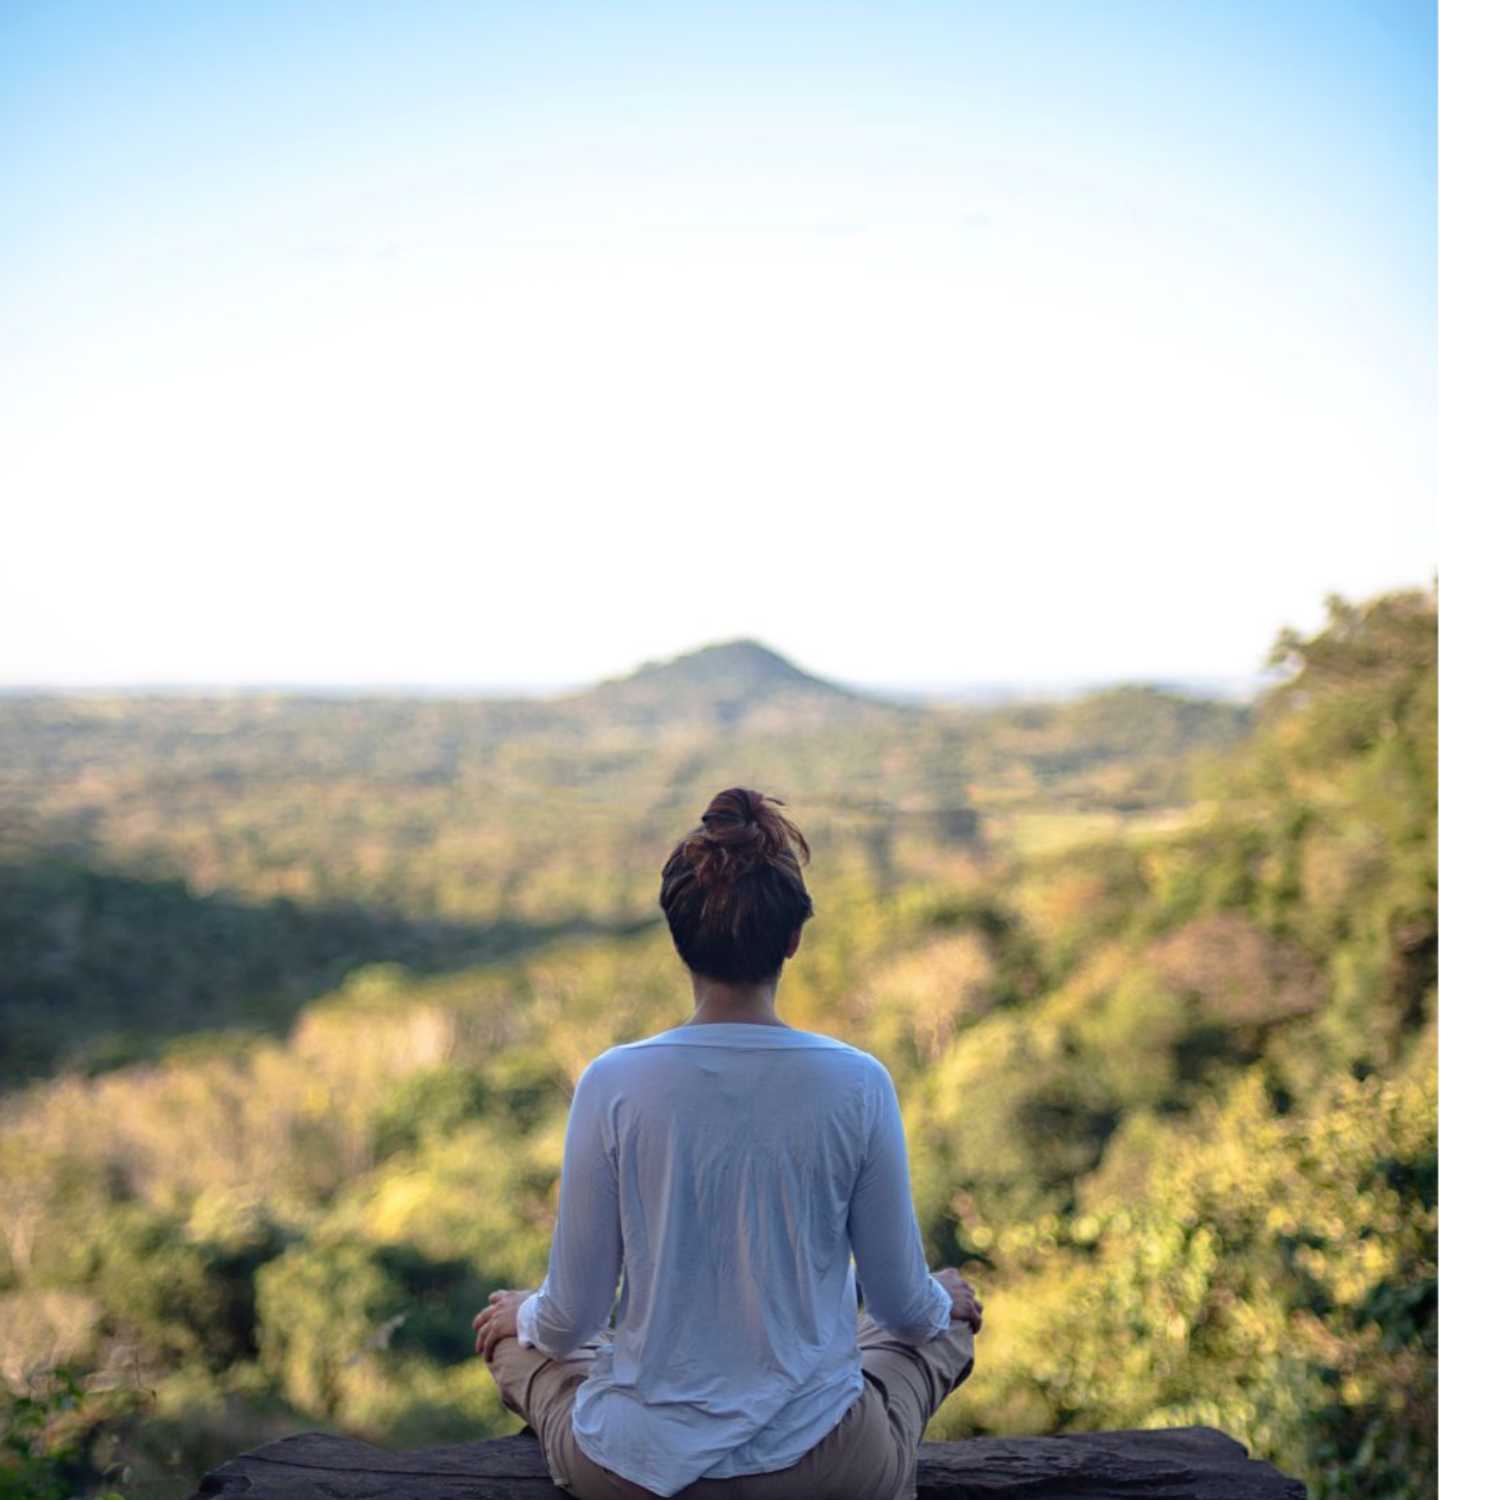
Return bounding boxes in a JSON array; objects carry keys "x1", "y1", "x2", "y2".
[{"x1": 659, "y1": 788, "x2": 814, "y2": 984}]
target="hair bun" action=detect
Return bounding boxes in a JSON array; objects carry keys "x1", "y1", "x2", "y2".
[
  {"x1": 702, "y1": 788, "x2": 767, "y2": 847},
  {"x1": 682, "y1": 788, "x2": 810, "y2": 888}
]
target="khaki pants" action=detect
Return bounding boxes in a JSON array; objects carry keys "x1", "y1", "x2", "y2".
[{"x1": 490, "y1": 1312, "x2": 975, "y2": 1500}]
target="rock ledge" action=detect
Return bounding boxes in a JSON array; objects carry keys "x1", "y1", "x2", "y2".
[{"x1": 189, "y1": 1425, "x2": 1306, "y2": 1498}]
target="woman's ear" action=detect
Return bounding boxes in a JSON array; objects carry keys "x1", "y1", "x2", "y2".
[{"x1": 785, "y1": 925, "x2": 803, "y2": 961}]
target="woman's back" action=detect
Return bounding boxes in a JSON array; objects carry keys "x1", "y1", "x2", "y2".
[{"x1": 530, "y1": 1022, "x2": 950, "y2": 1496}]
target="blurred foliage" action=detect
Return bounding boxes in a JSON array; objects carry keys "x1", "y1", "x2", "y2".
[
  {"x1": 932, "y1": 1053, "x2": 1436, "y2": 1499},
  {"x1": 0, "y1": 674, "x2": 1244, "y2": 1082},
  {"x1": 1, "y1": 1366, "x2": 147, "y2": 1500},
  {"x1": 0, "y1": 589, "x2": 1434, "y2": 1498}
]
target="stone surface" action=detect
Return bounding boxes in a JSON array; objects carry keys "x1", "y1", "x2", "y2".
[{"x1": 188, "y1": 1426, "x2": 1307, "y2": 1498}]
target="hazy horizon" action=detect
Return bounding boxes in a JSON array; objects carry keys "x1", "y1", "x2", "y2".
[{"x1": 0, "y1": 631, "x2": 1283, "y2": 704}]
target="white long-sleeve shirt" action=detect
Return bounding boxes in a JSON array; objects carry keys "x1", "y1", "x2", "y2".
[{"x1": 514, "y1": 1022, "x2": 953, "y2": 1498}]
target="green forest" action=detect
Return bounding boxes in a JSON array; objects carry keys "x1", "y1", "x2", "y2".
[{"x1": 0, "y1": 588, "x2": 1436, "y2": 1500}]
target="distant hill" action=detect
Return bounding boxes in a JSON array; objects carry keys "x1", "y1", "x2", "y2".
[{"x1": 559, "y1": 639, "x2": 893, "y2": 730}]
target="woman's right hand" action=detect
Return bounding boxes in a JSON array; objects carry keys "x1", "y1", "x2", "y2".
[{"x1": 935, "y1": 1267, "x2": 983, "y2": 1332}]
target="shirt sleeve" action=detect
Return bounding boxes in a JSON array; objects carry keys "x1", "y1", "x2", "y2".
[
  {"x1": 514, "y1": 1289, "x2": 544, "y2": 1349},
  {"x1": 516, "y1": 1058, "x2": 623, "y2": 1358},
  {"x1": 848, "y1": 1062, "x2": 953, "y2": 1343}
]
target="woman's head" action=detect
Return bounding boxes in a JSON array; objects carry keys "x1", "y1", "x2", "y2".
[{"x1": 660, "y1": 788, "x2": 814, "y2": 985}]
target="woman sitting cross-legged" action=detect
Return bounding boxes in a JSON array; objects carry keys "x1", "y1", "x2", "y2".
[{"x1": 474, "y1": 787, "x2": 981, "y2": 1500}]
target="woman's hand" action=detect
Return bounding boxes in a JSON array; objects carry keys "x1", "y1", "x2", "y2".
[
  {"x1": 934, "y1": 1267, "x2": 984, "y2": 1333},
  {"x1": 473, "y1": 1288, "x2": 534, "y2": 1363}
]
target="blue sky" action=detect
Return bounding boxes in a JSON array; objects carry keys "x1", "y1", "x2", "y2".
[{"x1": 2, "y1": 0, "x2": 1436, "y2": 689}]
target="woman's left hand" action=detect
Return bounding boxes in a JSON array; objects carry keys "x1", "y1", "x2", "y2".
[{"x1": 473, "y1": 1288, "x2": 533, "y2": 1362}]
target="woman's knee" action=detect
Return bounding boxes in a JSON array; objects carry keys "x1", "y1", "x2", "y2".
[
  {"x1": 488, "y1": 1336, "x2": 544, "y2": 1423},
  {"x1": 862, "y1": 1324, "x2": 973, "y2": 1441}
]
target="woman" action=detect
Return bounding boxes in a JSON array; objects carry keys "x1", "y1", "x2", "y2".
[{"x1": 474, "y1": 788, "x2": 981, "y2": 1500}]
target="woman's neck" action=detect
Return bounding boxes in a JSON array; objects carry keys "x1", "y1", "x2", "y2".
[{"x1": 684, "y1": 972, "x2": 789, "y2": 1027}]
